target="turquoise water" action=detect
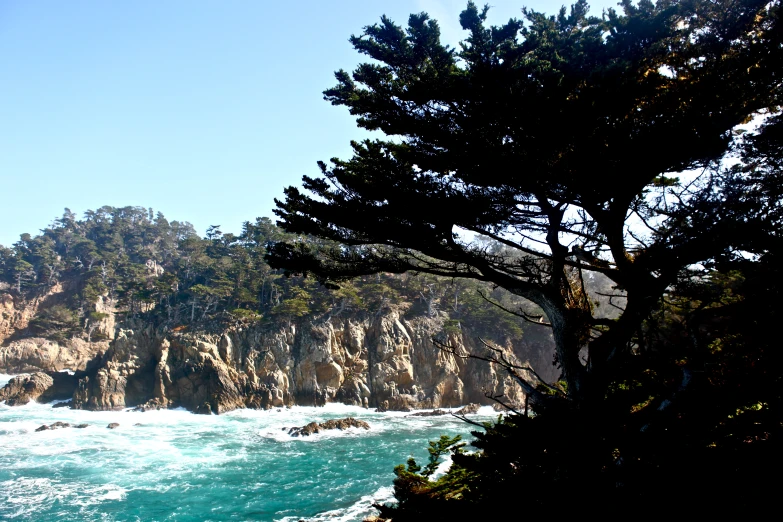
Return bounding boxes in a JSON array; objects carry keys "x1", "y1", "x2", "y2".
[{"x1": 0, "y1": 374, "x2": 496, "y2": 521}]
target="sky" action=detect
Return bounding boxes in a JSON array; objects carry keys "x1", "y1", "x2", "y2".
[{"x1": 0, "y1": 0, "x2": 620, "y2": 247}]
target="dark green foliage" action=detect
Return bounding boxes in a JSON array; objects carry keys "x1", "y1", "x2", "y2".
[
  {"x1": 379, "y1": 255, "x2": 783, "y2": 517},
  {"x1": 29, "y1": 304, "x2": 79, "y2": 341},
  {"x1": 269, "y1": 0, "x2": 782, "y2": 407},
  {"x1": 264, "y1": 0, "x2": 783, "y2": 515}
]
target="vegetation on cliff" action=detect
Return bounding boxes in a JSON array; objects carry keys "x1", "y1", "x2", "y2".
[
  {"x1": 267, "y1": 0, "x2": 783, "y2": 515},
  {"x1": 0, "y1": 207, "x2": 539, "y2": 345}
]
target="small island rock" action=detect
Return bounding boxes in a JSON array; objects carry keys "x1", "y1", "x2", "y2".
[{"x1": 288, "y1": 417, "x2": 370, "y2": 437}]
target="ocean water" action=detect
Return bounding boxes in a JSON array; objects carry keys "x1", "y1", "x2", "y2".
[{"x1": 0, "y1": 374, "x2": 497, "y2": 521}]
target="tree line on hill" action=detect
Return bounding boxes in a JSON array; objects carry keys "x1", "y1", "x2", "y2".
[{"x1": 0, "y1": 206, "x2": 539, "y2": 344}]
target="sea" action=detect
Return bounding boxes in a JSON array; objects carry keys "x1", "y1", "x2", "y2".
[{"x1": 0, "y1": 374, "x2": 498, "y2": 521}]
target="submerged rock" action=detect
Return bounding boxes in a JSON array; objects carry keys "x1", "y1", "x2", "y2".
[
  {"x1": 287, "y1": 417, "x2": 370, "y2": 437},
  {"x1": 35, "y1": 421, "x2": 71, "y2": 432}
]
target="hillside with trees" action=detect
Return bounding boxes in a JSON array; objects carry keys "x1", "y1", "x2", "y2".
[
  {"x1": 0, "y1": 206, "x2": 575, "y2": 413},
  {"x1": 0, "y1": 206, "x2": 553, "y2": 348}
]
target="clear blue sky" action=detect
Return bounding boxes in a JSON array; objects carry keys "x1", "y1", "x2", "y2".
[{"x1": 0, "y1": 0, "x2": 619, "y2": 247}]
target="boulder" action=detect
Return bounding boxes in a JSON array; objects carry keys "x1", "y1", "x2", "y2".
[{"x1": 107, "y1": 422, "x2": 120, "y2": 429}]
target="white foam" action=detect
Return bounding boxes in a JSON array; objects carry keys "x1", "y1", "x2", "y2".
[
  {"x1": 277, "y1": 485, "x2": 394, "y2": 522},
  {"x1": 0, "y1": 477, "x2": 127, "y2": 518},
  {"x1": 0, "y1": 399, "x2": 498, "y2": 520}
]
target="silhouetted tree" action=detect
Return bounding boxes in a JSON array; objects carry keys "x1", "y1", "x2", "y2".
[{"x1": 268, "y1": 0, "x2": 782, "y2": 409}]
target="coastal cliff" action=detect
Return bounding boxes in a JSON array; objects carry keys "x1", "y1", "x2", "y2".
[
  {"x1": 0, "y1": 206, "x2": 560, "y2": 413},
  {"x1": 1, "y1": 294, "x2": 552, "y2": 413}
]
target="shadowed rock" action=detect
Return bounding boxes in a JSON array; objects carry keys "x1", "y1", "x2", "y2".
[{"x1": 107, "y1": 423, "x2": 120, "y2": 429}]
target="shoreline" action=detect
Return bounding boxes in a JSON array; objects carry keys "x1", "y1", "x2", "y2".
[{"x1": 0, "y1": 372, "x2": 502, "y2": 417}]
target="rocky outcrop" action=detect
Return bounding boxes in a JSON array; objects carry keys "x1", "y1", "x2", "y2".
[
  {"x1": 1, "y1": 302, "x2": 555, "y2": 414},
  {"x1": 0, "y1": 372, "x2": 54, "y2": 405},
  {"x1": 288, "y1": 417, "x2": 370, "y2": 437},
  {"x1": 0, "y1": 371, "x2": 79, "y2": 405}
]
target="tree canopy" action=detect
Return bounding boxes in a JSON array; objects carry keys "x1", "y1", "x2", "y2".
[
  {"x1": 268, "y1": 0, "x2": 783, "y2": 514},
  {"x1": 269, "y1": 0, "x2": 782, "y2": 407}
]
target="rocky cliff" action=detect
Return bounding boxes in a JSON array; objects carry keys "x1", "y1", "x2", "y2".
[
  {"x1": 0, "y1": 206, "x2": 562, "y2": 414},
  {"x1": 1, "y1": 289, "x2": 555, "y2": 414},
  {"x1": 66, "y1": 306, "x2": 547, "y2": 414}
]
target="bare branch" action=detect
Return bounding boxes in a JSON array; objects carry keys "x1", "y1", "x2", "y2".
[
  {"x1": 450, "y1": 411, "x2": 490, "y2": 427},
  {"x1": 476, "y1": 289, "x2": 553, "y2": 328}
]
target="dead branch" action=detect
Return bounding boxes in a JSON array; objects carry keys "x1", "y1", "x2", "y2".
[
  {"x1": 477, "y1": 289, "x2": 553, "y2": 328},
  {"x1": 483, "y1": 391, "x2": 524, "y2": 416}
]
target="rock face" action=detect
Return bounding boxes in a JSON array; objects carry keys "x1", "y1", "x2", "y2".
[
  {"x1": 288, "y1": 417, "x2": 370, "y2": 437},
  {"x1": 0, "y1": 286, "x2": 107, "y2": 373},
  {"x1": 1, "y1": 299, "x2": 556, "y2": 414},
  {"x1": 0, "y1": 337, "x2": 105, "y2": 373}
]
